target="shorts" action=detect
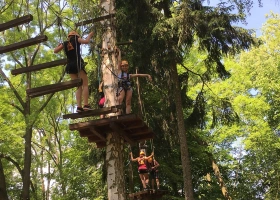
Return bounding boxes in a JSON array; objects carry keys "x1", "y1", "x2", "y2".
[
  {"x1": 116, "y1": 86, "x2": 132, "y2": 96},
  {"x1": 66, "y1": 59, "x2": 87, "y2": 74},
  {"x1": 149, "y1": 170, "x2": 159, "y2": 179},
  {"x1": 138, "y1": 169, "x2": 148, "y2": 174}
]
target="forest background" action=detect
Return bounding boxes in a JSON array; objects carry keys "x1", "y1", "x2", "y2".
[{"x1": 1, "y1": 0, "x2": 280, "y2": 200}]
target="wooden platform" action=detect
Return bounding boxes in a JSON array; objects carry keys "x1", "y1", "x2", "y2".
[
  {"x1": 63, "y1": 105, "x2": 122, "y2": 119},
  {"x1": 128, "y1": 190, "x2": 167, "y2": 200},
  {"x1": 69, "y1": 114, "x2": 154, "y2": 148}
]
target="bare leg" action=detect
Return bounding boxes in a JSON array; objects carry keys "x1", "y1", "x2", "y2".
[
  {"x1": 144, "y1": 173, "x2": 149, "y2": 188},
  {"x1": 151, "y1": 179, "x2": 155, "y2": 190},
  {"x1": 139, "y1": 174, "x2": 146, "y2": 189},
  {"x1": 125, "y1": 90, "x2": 132, "y2": 114},
  {"x1": 156, "y1": 178, "x2": 160, "y2": 189},
  {"x1": 69, "y1": 74, "x2": 82, "y2": 107},
  {"x1": 117, "y1": 89, "x2": 125, "y2": 114},
  {"x1": 78, "y1": 70, "x2": 89, "y2": 106}
]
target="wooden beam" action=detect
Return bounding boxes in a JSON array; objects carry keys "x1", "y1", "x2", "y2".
[
  {"x1": 63, "y1": 105, "x2": 122, "y2": 119},
  {"x1": 0, "y1": 35, "x2": 48, "y2": 54},
  {"x1": 110, "y1": 122, "x2": 134, "y2": 145},
  {"x1": 69, "y1": 114, "x2": 140, "y2": 131},
  {"x1": 90, "y1": 127, "x2": 106, "y2": 142},
  {"x1": 0, "y1": 14, "x2": 33, "y2": 32},
  {"x1": 11, "y1": 59, "x2": 67, "y2": 75},
  {"x1": 26, "y1": 78, "x2": 82, "y2": 98},
  {"x1": 75, "y1": 14, "x2": 115, "y2": 27}
]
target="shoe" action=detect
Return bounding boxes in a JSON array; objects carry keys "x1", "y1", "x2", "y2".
[
  {"x1": 76, "y1": 107, "x2": 84, "y2": 113},
  {"x1": 83, "y1": 105, "x2": 92, "y2": 111}
]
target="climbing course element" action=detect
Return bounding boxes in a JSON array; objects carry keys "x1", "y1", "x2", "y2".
[
  {"x1": 11, "y1": 59, "x2": 67, "y2": 75},
  {"x1": 26, "y1": 78, "x2": 83, "y2": 98},
  {"x1": 0, "y1": 14, "x2": 33, "y2": 32},
  {"x1": 69, "y1": 114, "x2": 154, "y2": 148},
  {"x1": 0, "y1": 35, "x2": 48, "y2": 54}
]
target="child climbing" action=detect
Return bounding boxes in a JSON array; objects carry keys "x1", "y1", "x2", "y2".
[
  {"x1": 54, "y1": 30, "x2": 94, "y2": 113},
  {"x1": 130, "y1": 151, "x2": 154, "y2": 191},
  {"x1": 117, "y1": 60, "x2": 152, "y2": 114}
]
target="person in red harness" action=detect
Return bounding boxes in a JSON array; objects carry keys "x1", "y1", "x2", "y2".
[{"x1": 130, "y1": 151, "x2": 154, "y2": 190}]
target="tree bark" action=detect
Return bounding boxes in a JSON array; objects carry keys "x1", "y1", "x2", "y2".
[
  {"x1": 101, "y1": 1, "x2": 126, "y2": 199},
  {"x1": 170, "y1": 62, "x2": 194, "y2": 200},
  {"x1": 0, "y1": 159, "x2": 9, "y2": 200},
  {"x1": 106, "y1": 133, "x2": 125, "y2": 200}
]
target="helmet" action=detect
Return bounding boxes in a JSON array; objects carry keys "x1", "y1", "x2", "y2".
[
  {"x1": 148, "y1": 157, "x2": 153, "y2": 163},
  {"x1": 140, "y1": 151, "x2": 145, "y2": 156},
  {"x1": 68, "y1": 31, "x2": 80, "y2": 37}
]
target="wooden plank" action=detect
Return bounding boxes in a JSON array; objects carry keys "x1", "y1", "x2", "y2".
[
  {"x1": 90, "y1": 127, "x2": 106, "y2": 142},
  {"x1": 26, "y1": 78, "x2": 82, "y2": 98},
  {"x1": 110, "y1": 122, "x2": 134, "y2": 145},
  {"x1": 69, "y1": 113, "x2": 140, "y2": 130},
  {"x1": 63, "y1": 105, "x2": 122, "y2": 119},
  {"x1": 0, "y1": 35, "x2": 48, "y2": 54},
  {"x1": 0, "y1": 14, "x2": 33, "y2": 32},
  {"x1": 75, "y1": 14, "x2": 115, "y2": 26},
  {"x1": 11, "y1": 59, "x2": 67, "y2": 75}
]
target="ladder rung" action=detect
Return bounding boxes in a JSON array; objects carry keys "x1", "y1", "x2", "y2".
[
  {"x1": 75, "y1": 14, "x2": 115, "y2": 27},
  {"x1": 26, "y1": 78, "x2": 82, "y2": 98},
  {"x1": 0, "y1": 35, "x2": 48, "y2": 54},
  {"x1": 11, "y1": 59, "x2": 67, "y2": 75},
  {"x1": 0, "y1": 14, "x2": 33, "y2": 32}
]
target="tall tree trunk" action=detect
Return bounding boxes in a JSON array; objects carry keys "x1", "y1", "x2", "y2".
[
  {"x1": 0, "y1": 159, "x2": 9, "y2": 200},
  {"x1": 101, "y1": 0, "x2": 125, "y2": 199},
  {"x1": 22, "y1": 125, "x2": 32, "y2": 200},
  {"x1": 170, "y1": 62, "x2": 194, "y2": 200},
  {"x1": 106, "y1": 133, "x2": 125, "y2": 200}
]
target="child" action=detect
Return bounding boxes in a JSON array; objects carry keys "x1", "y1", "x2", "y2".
[{"x1": 54, "y1": 31, "x2": 94, "y2": 113}]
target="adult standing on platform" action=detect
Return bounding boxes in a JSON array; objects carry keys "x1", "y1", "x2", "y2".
[
  {"x1": 148, "y1": 157, "x2": 160, "y2": 190},
  {"x1": 54, "y1": 31, "x2": 94, "y2": 113}
]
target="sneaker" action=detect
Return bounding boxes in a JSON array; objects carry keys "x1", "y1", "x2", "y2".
[
  {"x1": 83, "y1": 105, "x2": 92, "y2": 111},
  {"x1": 76, "y1": 107, "x2": 84, "y2": 113}
]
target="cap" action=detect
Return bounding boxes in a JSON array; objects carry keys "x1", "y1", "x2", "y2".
[
  {"x1": 140, "y1": 151, "x2": 145, "y2": 155},
  {"x1": 68, "y1": 31, "x2": 80, "y2": 37}
]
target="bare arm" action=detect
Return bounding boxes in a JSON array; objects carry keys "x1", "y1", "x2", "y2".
[
  {"x1": 130, "y1": 152, "x2": 138, "y2": 162},
  {"x1": 54, "y1": 43, "x2": 63, "y2": 53},
  {"x1": 145, "y1": 152, "x2": 154, "y2": 160},
  {"x1": 78, "y1": 31, "x2": 94, "y2": 44},
  {"x1": 153, "y1": 160, "x2": 159, "y2": 168},
  {"x1": 99, "y1": 81, "x2": 103, "y2": 92},
  {"x1": 130, "y1": 74, "x2": 152, "y2": 81}
]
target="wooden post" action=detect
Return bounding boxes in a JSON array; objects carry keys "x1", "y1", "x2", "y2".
[{"x1": 100, "y1": 0, "x2": 125, "y2": 199}]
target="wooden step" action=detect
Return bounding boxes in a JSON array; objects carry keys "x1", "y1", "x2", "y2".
[
  {"x1": 11, "y1": 59, "x2": 67, "y2": 75},
  {"x1": 75, "y1": 13, "x2": 115, "y2": 27},
  {"x1": 63, "y1": 105, "x2": 122, "y2": 119},
  {"x1": 0, "y1": 14, "x2": 33, "y2": 32},
  {"x1": 26, "y1": 78, "x2": 82, "y2": 98},
  {"x1": 0, "y1": 35, "x2": 48, "y2": 54}
]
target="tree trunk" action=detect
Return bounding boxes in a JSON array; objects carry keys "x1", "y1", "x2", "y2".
[
  {"x1": 0, "y1": 159, "x2": 9, "y2": 200},
  {"x1": 22, "y1": 125, "x2": 32, "y2": 200},
  {"x1": 170, "y1": 62, "x2": 194, "y2": 200},
  {"x1": 106, "y1": 133, "x2": 125, "y2": 200},
  {"x1": 101, "y1": 0, "x2": 126, "y2": 199}
]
